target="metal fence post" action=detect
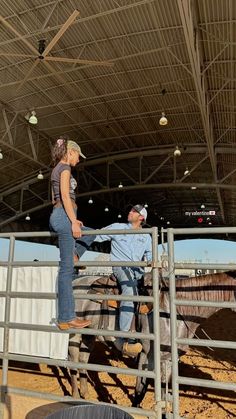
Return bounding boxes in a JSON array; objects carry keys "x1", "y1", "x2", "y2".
[
  {"x1": 151, "y1": 227, "x2": 162, "y2": 418},
  {"x1": 0, "y1": 235, "x2": 15, "y2": 419},
  {"x1": 167, "y1": 228, "x2": 179, "y2": 418}
]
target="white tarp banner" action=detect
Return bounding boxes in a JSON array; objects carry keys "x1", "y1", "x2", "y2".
[{"x1": 0, "y1": 266, "x2": 69, "y2": 359}]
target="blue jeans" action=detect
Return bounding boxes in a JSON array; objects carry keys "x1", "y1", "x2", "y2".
[
  {"x1": 50, "y1": 208, "x2": 96, "y2": 322},
  {"x1": 113, "y1": 266, "x2": 143, "y2": 332},
  {"x1": 50, "y1": 207, "x2": 76, "y2": 322}
]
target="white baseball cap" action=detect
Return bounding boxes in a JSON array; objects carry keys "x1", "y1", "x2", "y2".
[
  {"x1": 132, "y1": 204, "x2": 147, "y2": 221},
  {"x1": 67, "y1": 140, "x2": 86, "y2": 159}
]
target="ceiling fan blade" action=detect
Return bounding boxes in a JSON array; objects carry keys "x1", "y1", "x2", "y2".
[
  {"x1": 15, "y1": 59, "x2": 39, "y2": 93},
  {"x1": 45, "y1": 56, "x2": 113, "y2": 67},
  {"x1": 0, "y1": 52, "x2": 36, "y2": 58},
  {"x1": 43, "y1": 10, "x2": 80, "y2": 57},
  {"x1": 0, "y1": 14, "x2": 38, "y2": 55}
]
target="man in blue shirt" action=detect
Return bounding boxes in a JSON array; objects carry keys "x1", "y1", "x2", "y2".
[{"x1": 76, "y1": 205, "x2": 152, "y2": 357}]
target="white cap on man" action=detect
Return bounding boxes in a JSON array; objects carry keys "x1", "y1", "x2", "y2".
[{"x1": 132, "y1": 204, "x2": 147, "y2": 222}]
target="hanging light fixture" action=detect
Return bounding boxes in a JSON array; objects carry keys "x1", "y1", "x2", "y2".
[
  {"x1": 159, "y1": 112, "x2": 168, "y2": 126},
  {"x1": 88, "y1": 197, "x2": 93, "y2": 204},
  {"x1": 184, "y1": 167, "x2": 189, "y2": 176},
  {"x1": 159, "y1": 87, "x2": 168, "y2": 126},
  {"x1": 37, "y1": 170, "x2": 44, "y2": 180},
  {"x1": 29, "y1": 111, "x2": 38, "y2": 125},
  {"x1": 25, "y1": 214, "x2": 31, "y2": 221},
  {"x1": 167, "y1": 221, "x2": 170, "y2": 225},
  {"x1": 118, "y1": 182, "x2": 123, "y2": 188},
  {"x1": 173, "y1": 146, "x2": 181, "y2": 157},
  {"x1": 144, "y1": 203, "x2": 148, "y2": 208},
  {"x1": 191, "y1": 186, "x2": 197, "y2": 190},
  {"x1": 0, "y1": 149, "x2": 3, "y2": 160},
  {"x1": 104, "y1": 207, "x2": 109, "y2": 212},
  {"x1": 118, "y1": 214, "x2": 122, "y2": 219},
  {"x1": 201, "y1": 204, "x2": 205, "y2": 209}
]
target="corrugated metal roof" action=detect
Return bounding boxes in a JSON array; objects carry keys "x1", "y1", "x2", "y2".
[{"x1": 0, "y1": 0, "x2": 235, "y2": 234}]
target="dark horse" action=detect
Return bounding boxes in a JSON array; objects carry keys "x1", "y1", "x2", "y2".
[{"x1": 68, "y1": 271, "x2": 236, "y2": 406}]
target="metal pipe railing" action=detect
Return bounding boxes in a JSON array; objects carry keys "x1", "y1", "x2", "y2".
[
  {"x1": 0, "y1": 322, "x2": 155, "y2": 340},
  {"x1": 176, "y1": 338, "x2": 236, "y2": 350},
  {"x1": 167, "y1": 228, "x2": 180, "y2": 418},
  {"x1": 151, "y1": 226, "x2": 162, "y2": 417},
  {"x1": 177, "y1": 377, "x2": 236, "y2": 392},
  {"x1": 0, "y1": 228, "x2": 161, "y2": 419},
  {"x1": 174, "y1": 299, "x2": 236, "y2": 309},
  {"x1": 4, "y1": 386, "x2": 160, "y2": 418},
  {"x1": 175, "y1": 262, "x2": 236, "y2": 270},
  {"x1": 0, "y1": 353, "x2": 156, "y2": 379},
  {"x1": 0, "y1": 291, "x2": 154, "y2": 302},
  {"x1": 167, "y1": 226, "x2": 236, "y2": 419}
]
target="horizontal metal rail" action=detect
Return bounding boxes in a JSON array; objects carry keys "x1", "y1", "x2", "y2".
[
  {"x1": 178, "y1": 377, "x2": 236, "y2": 392},
  {"x1": 0, "y1": 353, "x2": 155, "y2": 379},
  {"x1": 172, "y1": 227, "x2": 236, "y2": 235},
  {"x1": 0, "y1": 291, "x2": 154, "y2": 303},
  {"x1": 177, "y1": 338, "x2": 236, "y2": 350},
  {"x1": 0, "y1": 228, "x2": 154, "y2": 239},
  {"x1": 0, "y1": 322, "x2": 155, "y2": 341},
  {"x1": 1, "y1": 386, "x2": 159, "y2": 418},
  {"x1": 0, "y1": 260, "x2": 149, "y2": 267},
  {"x1": 174, "y1": 299, "x2": 236, "y2": 309},
  {"x1": 175, "y1": 262, "x2": 236, "y2": 270}
]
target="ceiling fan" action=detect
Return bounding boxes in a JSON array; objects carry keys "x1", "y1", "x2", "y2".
[{"x1": 0, "y1": 10, "x2": 113, "y2": 92}]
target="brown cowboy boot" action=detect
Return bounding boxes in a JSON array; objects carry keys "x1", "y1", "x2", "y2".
[
  {"x1": 74, "y1": 254, "x2": 86, "y2": 271},
  {"x1": 58, "y1": 317, "x2": 91, "y2": 330},
  {"x1": 122, "y1": 341, "x2": 142, "y2": 357},
  {"x1": 121, "y1": 315, "x2": 142, "y2": 357}
]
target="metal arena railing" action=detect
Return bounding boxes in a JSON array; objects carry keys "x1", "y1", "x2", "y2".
[
  {"x1": 166, "y1": 227, "x2": 236, "y2": 419},
  {"x1": 0, "y1": 228, "x2": 162, "y2": 419}
]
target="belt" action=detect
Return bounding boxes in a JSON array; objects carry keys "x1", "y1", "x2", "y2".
[{"x1": 53, "y1": 199, "x2": 77, "y2": 209}]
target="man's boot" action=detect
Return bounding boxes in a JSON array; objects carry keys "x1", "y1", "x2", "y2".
[
  {"x1": 121, "y1": 315, "x2": 142, "y2": 357},
  {"x1": 122, "y1": 340, "x2": 142, "y2": 357}
]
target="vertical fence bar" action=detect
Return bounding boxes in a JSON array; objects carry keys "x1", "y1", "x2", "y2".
[
  {"x1": 0, "y1": 236, "x2": 15, "y2": 419},
  {"x1": 151, "y1": 227, "x2": 162, "y2": 418},
  {"x1": 167, "y1": 228, "x2": 179, "y2": 418}
]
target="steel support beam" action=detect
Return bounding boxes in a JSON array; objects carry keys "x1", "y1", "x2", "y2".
[
  {"x1": 1, "y1": 144, "x2": 236, "y2": 198},
  {"x1": 2, "y1": 109, "x2": 14, "y2": 145},
  {"x1": 1, "y1": 182, "x2": 236, "y2": 228},
  {"x1": 142, "y1": 156, "x2": 172, "y2": 184},
  {"x1": 27, "y1": 126, "x2": 37, "y2": 161},
  {"x1": 177, "y1": 0, "x2": 225, "y2": 222}
]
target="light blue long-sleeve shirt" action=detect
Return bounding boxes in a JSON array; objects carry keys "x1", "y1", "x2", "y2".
[{"x1": 95, "y1": 222, "x2": 152, "y2": 263}]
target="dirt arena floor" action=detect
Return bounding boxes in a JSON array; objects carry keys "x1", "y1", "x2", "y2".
[{"x1": 1, "y1": 309, "x2": 236, "y2": 419}]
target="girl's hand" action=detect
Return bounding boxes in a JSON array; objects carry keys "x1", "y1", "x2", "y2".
[
  {"x1": 72, "y1": 220, "x2": 82, "y2": 238},
  {"x1": 77, "y1": 219, "x2": 84, "y2": 227}
]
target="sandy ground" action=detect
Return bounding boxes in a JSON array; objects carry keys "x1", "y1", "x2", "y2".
[{"x1": 1, "y1": 308, "x2": 236, "y2": 419}]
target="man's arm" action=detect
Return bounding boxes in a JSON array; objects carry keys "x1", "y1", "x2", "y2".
[{"x1": 95, "y1": 223, "x2": 118, "y2": 242}]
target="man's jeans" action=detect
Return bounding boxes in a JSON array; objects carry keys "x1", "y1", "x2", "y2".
[
  {"x1": 113, "y1": 266, "x2": 143, "y2": 332},
  {"x1": 75, "y1": 226, "x2": 96, "y2": 258}
]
